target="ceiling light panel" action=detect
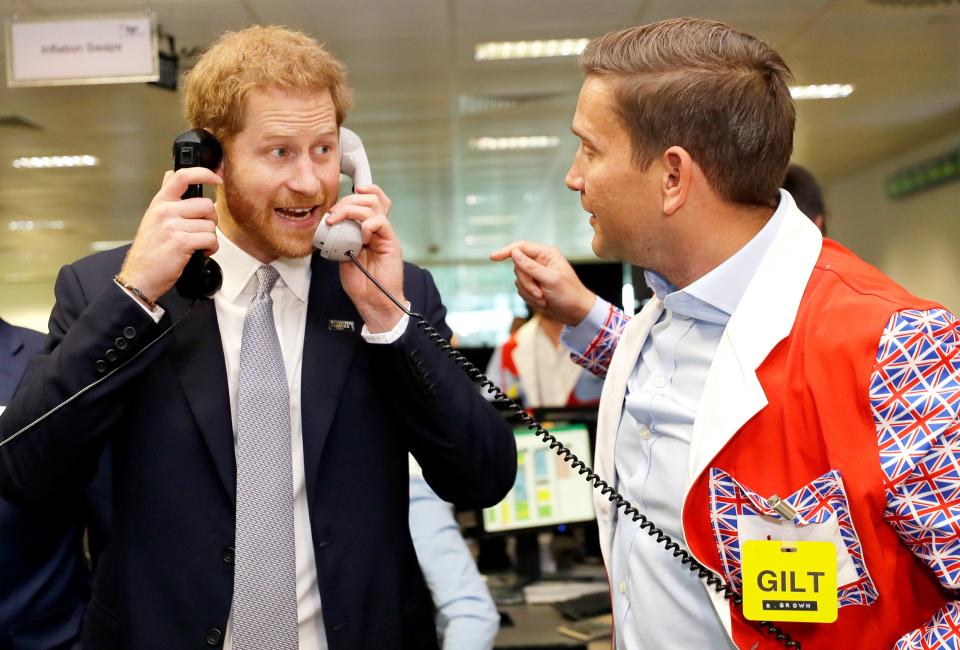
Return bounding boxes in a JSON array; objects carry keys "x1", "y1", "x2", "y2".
[
  {"x1": 469, "y1": 136, "x2": 559, "y2": 151},
  {"x1": 474, "y1": 38, "x2": 589, "y2": 61},
  {"x1": 790, "y1": 84, "x2": 855, "y2": 100},
  {"x1": 12, "y1": 155, "x2": 99, "y2": 169}
]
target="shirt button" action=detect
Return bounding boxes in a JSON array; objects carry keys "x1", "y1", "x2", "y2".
[
  {"x1": 619, "y1": 581, "x2": 627, "y2": 593},
  {"x1": 638, "y1": 426, "x2": 652, "y2": 440},
  {"x1": 653, "y1": 376, "x2": 666, "y2": 389},
  {"x1": 204, "y1": 627, "x2": 223, "y2": 646}
]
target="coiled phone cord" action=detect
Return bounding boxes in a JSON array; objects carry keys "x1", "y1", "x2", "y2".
[{"x1": 346, "y1": 251, "x2": 801, "y2": 649}]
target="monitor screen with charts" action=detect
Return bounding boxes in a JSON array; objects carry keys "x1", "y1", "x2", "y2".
[{"x1": 482, "y1": 423, "x2": 596, "y2": 533}]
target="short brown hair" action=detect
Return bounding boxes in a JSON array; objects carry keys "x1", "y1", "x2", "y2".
[
  {"x1": 580, "y1": 18, "x2": 794, "y2": 206},
  {"x1": 182, "y1": 25, "x2": 353, "y2": 142}
]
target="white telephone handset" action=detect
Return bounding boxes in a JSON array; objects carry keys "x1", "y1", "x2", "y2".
[{"x1": 313, "y1": 127, "x2": 371, "y2": 261}]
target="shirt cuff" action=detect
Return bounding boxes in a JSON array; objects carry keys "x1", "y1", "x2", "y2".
[
  {"x1": 361, "y1": 304, "x2": 410, "y2": 344},
  {"x1": 115, "y1": 280, "x2": 165, "y2": 324},
  {"x1": 561, "y1": 295, "x2": 611, "y2": 355}
]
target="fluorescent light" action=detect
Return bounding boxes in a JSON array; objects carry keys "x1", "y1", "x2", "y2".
[
  {"x1": 790, "y1": 84, "x2": 854, "y2": 100},
  {"x1": 12, "y1": 155, "x2": 99, "y2": 169},
  {"x1": 90, "y1": 240, "x2": 131, "y2": 251},
  {"x1": 7, "y1": 220, "x2": 65, "y2": 231},
  {"x1": 474, "y1": 38, "x2": 589, "y2": 61},
  {"x1": 469, "y1": 136, "x2": 559, "y2": 151}
]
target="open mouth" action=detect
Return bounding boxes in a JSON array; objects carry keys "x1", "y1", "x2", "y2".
[{"x1": 274, "y1": 206, "x2": 319, "y2": 221}]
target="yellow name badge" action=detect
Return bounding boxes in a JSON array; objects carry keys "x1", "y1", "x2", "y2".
[{"x1": 741, "y1": 540, "x2": 838, "y2": 623}]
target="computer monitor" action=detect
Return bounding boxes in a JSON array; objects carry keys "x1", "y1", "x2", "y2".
[{"x1": 482, "y1": 422, "x2": 596, "y2": 534}]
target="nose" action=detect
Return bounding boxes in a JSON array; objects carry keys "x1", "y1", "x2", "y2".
[
  {"x1": 565, "y1": 160, "x2": 583, "y2": 193},
  {"x1": 286, "y1": 155, "x2": 323, "y2": 197}
]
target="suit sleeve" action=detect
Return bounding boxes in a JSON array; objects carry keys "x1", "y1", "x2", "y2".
[
  {"x1": 0, "y1": 262, "x2": 169, "y2": 507},
  {"x1": 368, "y1": 266, "x2": 516, "y2": 508},
  {"x1": 869, "y1": 309, "x2": 960, "y2": 649}
]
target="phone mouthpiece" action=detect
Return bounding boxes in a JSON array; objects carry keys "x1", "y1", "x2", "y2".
[{"x1": 313, "y1": 215, "x2": 363, "y2": 262}]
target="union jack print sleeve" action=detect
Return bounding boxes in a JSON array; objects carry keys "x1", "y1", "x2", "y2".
[
  {"x1": 871, "y1": 308, "x2": 960, "y2": 649},
  {"x1": 566, "y1": 301, "x2": 631, "y2": 379}
]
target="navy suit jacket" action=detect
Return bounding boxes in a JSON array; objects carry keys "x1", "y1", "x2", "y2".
[
  {"x1": 0, "y1": 319, "x2": 89, "y2": 650},
  {"x1": 0, "y1": 248, "x2": 516, "y2": 650}
]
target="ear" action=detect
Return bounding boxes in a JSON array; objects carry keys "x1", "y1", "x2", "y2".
[{"x1": 661, "y1": 146, "x2": 693, "y2": 216}]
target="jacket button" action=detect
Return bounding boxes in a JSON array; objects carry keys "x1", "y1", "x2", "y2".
[
  {"x1": 114, "y1": 337, "x2": 128, "y2": 350},
  {"x1": 123, "y1": 326, "x2": 136, "y2": 340},
  {"x1": 221, "y1": 547, "x2": 234, "y2": 564},
  {"x1": 95, "y1": 360, "x2": 108, "y2": 374},
  {"x1": 204, "y1": 627, "x2": 223, "y2": 646},
  {"x1": 105, "y1": 348, "x2": 118, "y2": 362}
]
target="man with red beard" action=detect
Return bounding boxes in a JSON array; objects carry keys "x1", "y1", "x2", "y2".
[{"x1": 0, "y1": 26, "x2": 515, "y2": 650}]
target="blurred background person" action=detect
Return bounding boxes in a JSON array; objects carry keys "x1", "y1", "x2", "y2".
[
  {"x1": 783, "y1": 163, "x2": 827, "y2": 235},
  {"x1": 409, "y1": 473, "x2": 499, "y2": 650},
  {"x1": 486, "y1": 306, "x2": 603, "y2": 408},
  {"x1": 0, "y1": 317, "x2": 89, "y2": 650}
]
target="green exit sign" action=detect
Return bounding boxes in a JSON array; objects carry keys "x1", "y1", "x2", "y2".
[{"x1": 885, "y1": 147, "x2": 960, "y2": 199}]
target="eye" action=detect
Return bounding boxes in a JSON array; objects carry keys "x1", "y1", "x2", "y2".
[
  {"x1": 269, "y1": 147, "x2": 288, "y2": 158},
  {"x1": 313, "y1": 145, "x2": 332, "y2": 156}
]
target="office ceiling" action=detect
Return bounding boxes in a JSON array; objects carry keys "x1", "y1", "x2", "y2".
[{"x1": 1, "y1": 0, "x2": 958, "y2": 293}]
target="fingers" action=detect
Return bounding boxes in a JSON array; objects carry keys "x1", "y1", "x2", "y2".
[
  {"x1": 509, "y1": 248, "x2": 555, "y2": 286},
  {"x1": 326, "y1": 188, "x2": 389, "y2": 225},
  {"x1": 172, "y1": 197, "x2": 218, "y2": 221},
  {"x1": 354, "y1": 184, "x2": 392, "y2": 215},
  {"x1": 154, "y1": 167, "x2": 223, "y2": 202},
  {"x1": 490, "y1": 240, "x2": 555, "y2": 262},
  {"x1": 359, "y1": 215, "x2": 396, "y2": 246}
]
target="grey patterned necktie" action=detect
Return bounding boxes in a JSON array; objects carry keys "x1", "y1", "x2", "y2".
[{"x1": 232, "y1": 265, "x2": 299, "y2": 650}]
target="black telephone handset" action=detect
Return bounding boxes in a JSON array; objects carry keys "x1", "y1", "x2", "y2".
[{"x1": 172, "y1": 129, "x2": 224, "y2": 299}]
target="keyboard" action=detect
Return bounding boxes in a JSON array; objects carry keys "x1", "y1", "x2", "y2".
[{"x1": 552, "y1": 590, "x2": 612, "y2": 621}]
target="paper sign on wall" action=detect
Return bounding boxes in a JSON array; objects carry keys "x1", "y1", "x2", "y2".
[{"x1": 6, "y1": 13, "x2": 158, "y2": 87}]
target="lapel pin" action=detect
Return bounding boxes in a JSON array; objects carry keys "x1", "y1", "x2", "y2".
[{"x1": 328, "y1": 319, "x2": 356, "y2": 332}]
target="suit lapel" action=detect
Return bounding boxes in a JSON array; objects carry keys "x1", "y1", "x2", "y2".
[
  {"x1": 594, "y1": 297, "x2": 663, "y2": 568},
  {"x1": 300, "y1": 256, "x2": 361, "y2": 506},
  {"x1": 163, "y1": 291, "x2": 236, "y2": 503},
  {"x1": 686, "y1": 202, "x2": 823, "y2": 492}
]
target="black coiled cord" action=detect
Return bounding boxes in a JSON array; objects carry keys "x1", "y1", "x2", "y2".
[{"x1": 347, "y1": 251, "x2": 801, "y2": 649}]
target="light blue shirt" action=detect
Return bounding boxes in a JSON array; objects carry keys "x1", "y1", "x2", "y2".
[
  {"x1": 563, "y1": 191, "x2": 789, "y2": 649},
  {"x1": 409, "y1": 476, "x2": 499, "y2": 650}
]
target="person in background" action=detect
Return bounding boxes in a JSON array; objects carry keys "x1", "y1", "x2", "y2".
[
  {"x1": 493, "y1": 17, "x2": 960, "y2": 649},
  {"x1": 0, "y1": 317, "x2": 88, "y2": 650},
  {"x1": 486, "y1": 306, "x2": 603, "y2": 408},
  {"x1": 783, "y1": 163, "x2": 827, "y2": 234},
  {"x1": 409, "y1": 472, "x2": 499, "y2": 650}
]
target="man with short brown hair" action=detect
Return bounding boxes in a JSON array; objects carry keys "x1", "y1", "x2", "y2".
[{"x1": 494, "y1": 17, "x2": 960, "y2": 649}]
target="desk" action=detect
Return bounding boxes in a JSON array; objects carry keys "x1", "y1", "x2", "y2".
[{"x1": 495, "y1": 604, "x2": 611, "y2": 649}]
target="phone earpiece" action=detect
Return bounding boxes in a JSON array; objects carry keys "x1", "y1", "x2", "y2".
[{"x1": 172, "y1": 129, "x2": 223, "y2": 300}]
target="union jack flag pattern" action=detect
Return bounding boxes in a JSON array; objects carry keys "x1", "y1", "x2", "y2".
[
  {"x1": 873, "y1": 309, "x2": 960, "y2": 648},
  {"x1": 570, "y1": 303, "x2": 630, "y2": 378},
  {"x1": 708, "y1": 468, "x2": 878, "y2": 607}
]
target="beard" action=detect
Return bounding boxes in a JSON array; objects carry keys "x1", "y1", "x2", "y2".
[{"x1": 222, "y1": 175, "x2": 322, "y2": 260}]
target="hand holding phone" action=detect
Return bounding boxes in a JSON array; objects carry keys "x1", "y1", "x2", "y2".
[{"x1": 118, "y1": 145, "x2": 222, "y2": 306}]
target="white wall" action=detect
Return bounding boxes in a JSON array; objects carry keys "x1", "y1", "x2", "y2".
[{"x1": 826, "y1": 131, "x2": 960, "y2": 314}]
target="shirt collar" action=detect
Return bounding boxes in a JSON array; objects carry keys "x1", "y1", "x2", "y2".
[
  {"x1": 644, "y1": 189, "x2": 790, "y2": 325},
  {"x1": 210, "y1": 228, "x2": 311, "y2": 303}
]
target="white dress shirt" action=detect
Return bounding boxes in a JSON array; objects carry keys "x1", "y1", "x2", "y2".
[
  {"x1": 211, "y1": 231, "x2": 326, "y2": 650},
  {"x1": 563, "y1": 192, "x2": 789, "y2": 649}
]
